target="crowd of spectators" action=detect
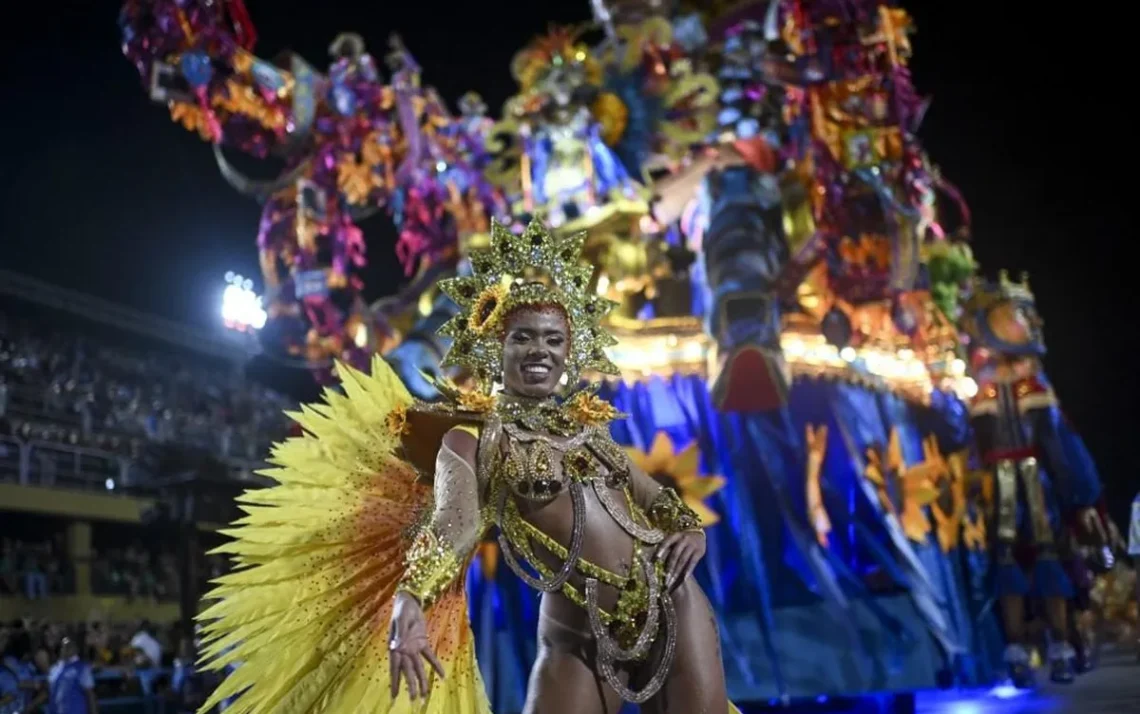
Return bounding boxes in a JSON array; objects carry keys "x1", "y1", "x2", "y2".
[
  {"x1": 89, "y1": 546, "x2": 228, "y2": 603},
  {"x1": 90, "y1": 546, "x2": 180, "y2": 603},
  {"x1": 2, "y1": 533, "x2": 230, "y2": 607},
  {"x1": 0, "y1": 539, "x2": 72, "y2": 601},
  {"x1": 0, "y1": 309, "x2": 293, "y2": 465},
  {"x1": 1, "y1": 616, "x2": 213, "y2": 713}
]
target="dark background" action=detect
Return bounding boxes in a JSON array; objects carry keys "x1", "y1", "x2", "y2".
[{"x1": 1, "y1": 2, "x2": 1132, "y2": 521}]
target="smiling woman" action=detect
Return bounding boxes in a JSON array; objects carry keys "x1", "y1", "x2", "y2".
[{"x1": 501, "y1": 305, "x2": 571, "y2": 398}]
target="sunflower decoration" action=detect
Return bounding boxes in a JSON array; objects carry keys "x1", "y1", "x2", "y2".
[
  {"x1": 467, "y1": 283, "x2": 509, "y2": 336},
  {"x1": 567, "y1": 391, "x2": 623, "y2": 427},
  {"x1": 418, "y1": 373, "x2": 498, "y2": 414},
  {"x1": 384, "y1": 402, "x2": 410, "y2": 437},
  {"x1": 625, "y1": 432, "x2": 725, "y2": 527}
]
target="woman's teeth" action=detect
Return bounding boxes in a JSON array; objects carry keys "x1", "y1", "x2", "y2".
[{"x1": 523, "y1": 364, "x2": 550, "y2": 375}]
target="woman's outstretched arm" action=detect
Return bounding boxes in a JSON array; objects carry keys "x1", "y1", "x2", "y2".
[{"x1": 389, "y1": 426, "x2": 485, "y2": 701}]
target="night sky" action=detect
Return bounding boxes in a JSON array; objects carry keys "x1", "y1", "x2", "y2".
[{"x1": 1, "y1": 3, "x2": 1134, "y2": 519}]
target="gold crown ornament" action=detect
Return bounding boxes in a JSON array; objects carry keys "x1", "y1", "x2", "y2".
[
  {"x1": 437, "y1": 219, "x2": 620, "y2": 391},
  {"x1": 962, "y1": 270, "x2": 1036, "y2": 316}
]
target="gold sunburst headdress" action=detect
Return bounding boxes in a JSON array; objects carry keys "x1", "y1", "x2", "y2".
[{"x1": 438, "y1": 219, "x2": 620, "y2": 391}]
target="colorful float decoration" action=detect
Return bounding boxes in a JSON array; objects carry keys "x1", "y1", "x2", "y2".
[
  {"x1": 120, "y1": 0, "x2": 504, "y2": 377},
  {"x1": 120, "y1": 0, "x2": 1110, "y2": 704}
]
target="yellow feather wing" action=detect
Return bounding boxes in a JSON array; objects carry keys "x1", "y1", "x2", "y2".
[{"x1": 197, "y1": 356, "x2": 492, "y2": 714}]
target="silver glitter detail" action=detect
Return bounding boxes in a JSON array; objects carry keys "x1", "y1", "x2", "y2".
[
  {"x1": 592, "y1": 480, "x2": 665, "y2": 544},
  {"x1": 496, "y1": 481, "x2": 586, "y2": 592},
  {"x1": 592, "y1": 583, "x2": 677, "y2": 702}
]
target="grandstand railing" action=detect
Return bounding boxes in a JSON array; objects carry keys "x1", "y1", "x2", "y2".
[
  {"x1": 0, "y1": 435, "x2": 267, "y2": 492},
  {"x1": 5, "y1": 378, "x2": 276, "y2": 467},
  {"x1": 0, "y1": 434, "x2": 131, "y2": 490}
]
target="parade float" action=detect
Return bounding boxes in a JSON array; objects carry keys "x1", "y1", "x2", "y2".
[{"x1": 119, "y1": 0, "x2": 1110, "y2": 705}]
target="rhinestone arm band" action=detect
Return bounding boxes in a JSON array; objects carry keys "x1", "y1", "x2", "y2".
[
  {"x1": 397, "y1": 527, "x2": 464, "y2": 609},
  {"x1": 397, "y1": 434, "x2": 483, "y2": 608},
  {"x1": 647, "y1": 487, "x2": 702, "y2": 534}
]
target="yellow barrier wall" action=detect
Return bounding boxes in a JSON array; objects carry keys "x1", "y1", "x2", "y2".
[
  {"x1": 0, "y1": 483, "x2": 153, "y2": 523},
  {"x1": 0, "y1": 483, "x2": 223, "y2": 530},
  {"x1": 0, "y1": 594, "x2": 179, "y2": 623}
]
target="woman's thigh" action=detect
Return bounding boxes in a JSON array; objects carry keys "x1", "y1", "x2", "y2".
[
  {"x1": 523, "y1": 644, "x2": 626, "y2": 714},
  {"x1": 641, "y1": 580, "x2": 729, "y2": 714}
]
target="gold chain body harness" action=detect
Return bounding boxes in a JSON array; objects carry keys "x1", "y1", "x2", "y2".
[{"x1": 480, "y1": 401, "x2": 694, "y2": 703}]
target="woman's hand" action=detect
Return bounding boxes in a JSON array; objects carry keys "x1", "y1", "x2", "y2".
[
  {"x1": 388, "y1": 591, "x2": 445, "y2": 701},
  {"x1": 656, "y1": 531, "x2": 706, "y2": 591}
]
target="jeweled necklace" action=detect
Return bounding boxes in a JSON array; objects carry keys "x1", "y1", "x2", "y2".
[{"x1": 495, "y1": 392, "x2": 581, "y2": 437}]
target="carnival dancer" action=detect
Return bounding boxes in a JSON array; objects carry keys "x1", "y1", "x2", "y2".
[
  {"x1": 962, "y1": 272, "x2": 1104, "y2": 686},
  {"x1": 197, "y1": 219, "x2": 741, "y2": 713}
]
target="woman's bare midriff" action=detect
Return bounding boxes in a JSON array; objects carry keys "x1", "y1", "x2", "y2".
[{"x1": 513, "y1": 480, "x2": 652, "y2": 640}]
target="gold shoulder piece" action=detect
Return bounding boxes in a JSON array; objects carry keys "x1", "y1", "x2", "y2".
[{"x1": 402, "y1": 403, "x2": 486, "y2": 477}]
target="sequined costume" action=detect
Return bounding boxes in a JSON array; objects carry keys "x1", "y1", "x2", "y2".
[
  {"x1": 196, "y1": 220, "x2": 742, "y2": 712},
  {"x1": 963, "y1": 280, "x2": 1101, "y2": 600},
  {"x1": 962, "y1": 272, "x2": 1103, "y2": 684}
]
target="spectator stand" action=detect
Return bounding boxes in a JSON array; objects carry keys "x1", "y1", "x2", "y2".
[{"x1": 0, "y1": 274, "x2": 296, "y2": 712}]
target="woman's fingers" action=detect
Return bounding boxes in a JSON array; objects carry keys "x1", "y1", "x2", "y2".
[
  {"x1": 685, "y1": 547, "x2": 702, "y2": 579},
  {"x1": 656, "y1": 533, "x2": 682, "y2": 561},
  {"x1": 423, "y1": 646, "x2": 446, "y2": 679},
  {"x1": 666, "y1": 542, "x2": 691, "y2": 587},
  {"x1": 679, "y1": 549, "x2": 700, "y2": 586},
  {"x1": 667, "y1": 538, "x2": 691, "y2": 575},
  {"x1": 410, "y1": 650, "x2": 428, "y2": 700},
  {"x1": 388, "y1": 623, "x2": 402, "y2": 699},
  {"x1": 401, "y1": 656, "x2": 421, "y2": 700}
]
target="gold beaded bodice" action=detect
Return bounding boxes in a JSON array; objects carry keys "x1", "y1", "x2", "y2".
[{"x1": 498, "y1": 422, "x2": 630, "y2": 500}]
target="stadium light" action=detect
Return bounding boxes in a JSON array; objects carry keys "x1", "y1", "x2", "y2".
[{"x1": 221, "y1": 273, "x2": 268, "y2": 332}]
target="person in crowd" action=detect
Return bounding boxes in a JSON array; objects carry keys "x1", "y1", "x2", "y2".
[
  {"x1": 2, "y1": 624, "x2": 42, "y2": 714},
  {"x1": 0, "y1": 625, "x2": 22, "y2": 714},
  {"x1": 22, "y1": 546, "x2": 48, "y2": 601},
  {"x1": 171, "y1": 636, "x2": 208, "y2": 713},
  {"x1": 49, "y1": 637, "x2": 98, "y2": 714},
  {"x1": 0, "y1": 541, "x2": 17, "y2": 596},
  {"x1": 129, "y1": 622, "x2": 161, "y2": 670}
]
